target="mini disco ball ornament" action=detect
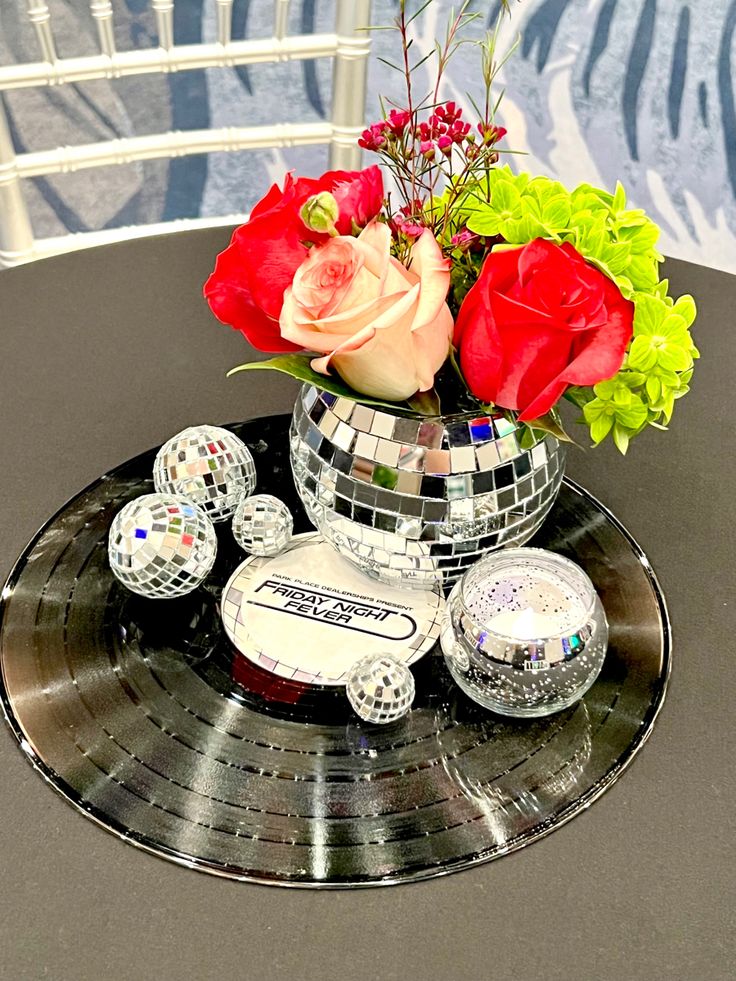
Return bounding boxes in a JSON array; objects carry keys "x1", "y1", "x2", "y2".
[
  {"x1": 108, "y1": 494, "x2": 217, "y2": 598},
  {"x1": 346, "y1": 654, "x2": 416, "y2": 725},
  {"x1": 232, "y1": 494, "x2": 294, "y2": 556},
  {"x1": 153, "y1": 425, "x2": 256, "y2": 522}
]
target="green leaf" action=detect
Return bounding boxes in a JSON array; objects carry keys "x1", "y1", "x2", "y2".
[
  {"x1": 600, "y1": 241, "x2": 632, "y2": 275},
  {"x1": 614, "y1": 274, "x2": 635, "y2": 299},
  {"x1": 619, "y1": 220, "x2": 660, "y2": 253},
  {"x1": 592, "y1": 379, "x2": 617, "y2": 401},
  {"x1": 411, "y1": 50, "x2": 436, "y2": 71},
  {"x1": 671, "y1": 293, "x2": 697, "y2": 326},
  {"x1": 541, "y1": 194, "x2": 572, "y2": 230},
  {"x1": 227, "y1": 355, "x2": 419, "y2": 415},
  {"x1": 574, "y1": 182, "x2": 614, "y2": 208},
  {"x1": 612, "y1": 384, "x2": 632, "y2": 406},
  {"x1": 612, "y1": 423, "x2": 630, "y2": 455},
  {"x1": 491, "y1": 179, "x2": 521, "y2": 214},
  {"x1": 500, "y1": 212, "x2": 547, "y2": 243},
  {"x1": 661, "y1": 390, "x2": 676, "y2": 423},
  {"x1": 620, "y1": 370, "x2": 647, "y2": 388},
  {"x1": 564, "y1": 386, "x2": 595, "y2": 410},
  {"x1": 570, "y1": 189, "x2": 604, "y2": 213},
  {"x1": 406, "y1": 0, "x2": 435, "y2": 26},
  {"x1": 575, "y1": 221, "x2": 607, "y2": 257},
  {"x1": 376, "y1": 57, "x2": 404, "y2": 73},
  {"x1": 627, "y1": 335, "x2": 658, "y2": 371},
  {"x1": 521, "y1": 411, "x2": 575, "y2": 444},
  {"x1": 407, "y1": 389, "x2": 441, "y2": 415},
  {"x1": 627, "y1": 253, "x2": 660, "y2": 290},
  {"x1": 633, "y1": 293, "x2": 664, "y2": 336},
  {"x1": 614, "y1": 401, "x2": 648, "y2": 429},
  {"x1": 654, "y1": 367, "x2": 680, "y2": 387},
  {"x1": 645, "y1": 376, "x2": 661, "y2": 403},
  {"x1": 672, "y1": 293, "x2": 698, "y2": 327},
  {"x1": 656, "y1": 344, "x2": 692, "y2": 372},
  {"x1": 659, "y1": 312, "x2": 690, "y2": 343},
  {"x1": 590, "y1": 413, "x2": 614, "y2": 444},
  {"x1": 612, "y1": 181, "x2": 626, "y2": 213},
  {"x1": 466, "y1": 207, "x2": 503, "y2": 237},
  {"x1": 583, "y1": 397, "x2": 610, "y2": 422}
]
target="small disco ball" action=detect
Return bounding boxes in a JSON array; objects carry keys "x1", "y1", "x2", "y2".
[
  {"x1": 108, "y1": 494, "x2": 217, "y2": 599},
  {"x1": 153, "y1": 425, "x2": 256, "y2": 522},
  {"x1": 346, "y1": 654, "x2": 416, "y2": 725},
  {"x1": 232, "y1": 494, "x2": 293, "y2": 556}
]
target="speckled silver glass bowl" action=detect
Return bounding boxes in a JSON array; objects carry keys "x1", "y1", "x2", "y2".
[
  {"x1": 290, "y1": 385, "x2": 566, "y2": 589},
  {"x1": 441, "y1": 548, "x2": 609, "y2": 716}
]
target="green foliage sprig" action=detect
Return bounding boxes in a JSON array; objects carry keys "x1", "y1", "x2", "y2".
[{"x1": 445, "y1": 168, "x2": 699, "y2": 452}]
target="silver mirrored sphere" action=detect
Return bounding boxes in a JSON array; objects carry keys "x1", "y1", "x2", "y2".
[
  {"x1": 232, "y1": 494, "x2": 293, "y2": 556},
  {"x1": 153, "y1": 425, "x2": 256, "y2": 522},
  {"x1": 346, "y1": 654, "x2": 416, "y2": 724},
  {"x1": 108, "y1": 494, "x2": 217, "y2": 598}
]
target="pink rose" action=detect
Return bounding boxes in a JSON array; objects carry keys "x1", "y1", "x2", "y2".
[
  {"x1": 279, "y1": 223, "x2": 453, "y2": 401},
  {"x1": 203, "y1": 167, "x2": 384, "y2": 352}
]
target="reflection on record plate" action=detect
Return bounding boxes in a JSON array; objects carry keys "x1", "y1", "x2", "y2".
[{"x1": 220, "y1": 534, "x2": 445, "y2": 685}]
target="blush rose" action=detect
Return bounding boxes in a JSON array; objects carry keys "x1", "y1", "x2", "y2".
[
  {"x1": 279, "y1": 222, "x2": 453, "y2": 401},
  {"x1": 203, "y1": 166, "x2": 384, "y2": 352},
  {"x1": 453, "y1": 239, "x2": 634, "y2": 420}
]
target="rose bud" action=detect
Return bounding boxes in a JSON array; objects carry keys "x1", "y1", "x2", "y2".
[{"x1": 300, "y1": 192, "x2": 340, "y2": 235}]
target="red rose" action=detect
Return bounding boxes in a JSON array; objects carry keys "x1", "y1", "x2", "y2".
[
  {"x1": 203, "y1": 166, "x2": 384, "y2": 352},
  {"x1": 454, "y1": 239, "x2": 634, "y2": 421}
]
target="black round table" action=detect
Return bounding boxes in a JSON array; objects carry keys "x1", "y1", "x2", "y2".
[{"x1": 0, "y1": 230, "x2": 732, "y2": 981}]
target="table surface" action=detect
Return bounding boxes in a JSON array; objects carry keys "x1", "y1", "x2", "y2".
[{"x1": 0, "y1": 229, "x2": 732, "y2": 981}]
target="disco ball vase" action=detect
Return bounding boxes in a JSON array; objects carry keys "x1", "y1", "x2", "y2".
[
  {"x1": 345, "y1": 654, "x2": 416, "y2": 724},
  {"x1": 108, "y1": 494, "x2": 217, "y2": 598},
  {"x1": 291, "y1": 385, "x2": 566, "y2": 589},
  {"x1": 153, "y1": 425, "x2": 256, "y2": 522}
]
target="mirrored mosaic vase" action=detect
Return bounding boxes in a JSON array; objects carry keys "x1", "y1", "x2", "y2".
[{"x1": 290, "y1": 385, "x2": 566, "y2": 589}]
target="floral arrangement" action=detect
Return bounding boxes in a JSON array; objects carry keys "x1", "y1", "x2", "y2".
[{"x1": 204, "y1": 2, "x2": 698, "y2": 454}]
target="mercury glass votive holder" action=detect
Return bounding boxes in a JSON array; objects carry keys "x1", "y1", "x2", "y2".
[{"x1": 441, "y1": 548, "x2": 608, "y2": 717}]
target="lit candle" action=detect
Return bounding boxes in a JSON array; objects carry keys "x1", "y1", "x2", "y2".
[{"x1": 486, "y1": 605, "x2": 567, "y2": 640}]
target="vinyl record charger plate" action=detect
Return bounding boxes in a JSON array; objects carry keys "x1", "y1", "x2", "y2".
[{"x1": 0, "y1": 415, "x2": 670, "y2": 888}]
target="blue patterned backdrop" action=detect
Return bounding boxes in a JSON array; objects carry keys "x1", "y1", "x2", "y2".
[{"x1": 1, "y1": 0, "x2": 735, "y2": 271}]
